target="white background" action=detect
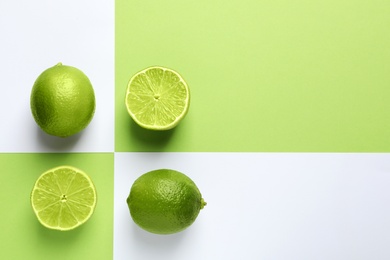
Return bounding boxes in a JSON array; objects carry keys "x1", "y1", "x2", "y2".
[
  {"x1": 0, "y1": 0, "x2": 114, "y2": 152},
  {"x1": 115, "y1": 153, "x2": 390, "y2": 260}
]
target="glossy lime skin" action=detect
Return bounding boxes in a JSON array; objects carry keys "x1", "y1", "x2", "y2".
[
  {"x1": 30, "y1": 63, "x2": 95, "y2": 137},
  {"x1": 127, "y1": 169, "x2": 206, "y2": 234}
]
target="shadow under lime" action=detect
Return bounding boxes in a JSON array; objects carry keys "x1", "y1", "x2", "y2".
[{"x1": 128, "y1": 118, "x2": 178, "y2": 151}]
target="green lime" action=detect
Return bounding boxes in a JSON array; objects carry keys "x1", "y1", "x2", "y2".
[
  {"x1": 125, "y1": 66, "x2": 190, "y2": 131},
  {"x1": 127, "y1": 169, "x2": 206, "y2": 235},
  {"x1": 30, "y1": 166, "x2": 97, "y2": 231},
  {"x1": 30, "y1": 63, "x2": 96, "y2": 137}
]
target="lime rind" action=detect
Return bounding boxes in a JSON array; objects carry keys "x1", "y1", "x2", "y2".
[
  {"x1": 30, "y1": 63, "x2": 96, "y2": 138},
  {"x1": 31, "y1": 166, "x2": 97, "y2": 231},
  {"x1": 127, "y1": 169, "x2": 206, "y2": 235},
  {"x1": 125, "y1": 66, "x2": 190, "y2": 131}
]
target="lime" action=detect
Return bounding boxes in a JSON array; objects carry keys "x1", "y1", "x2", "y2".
[
  {"x1": 127, "y1": 169, "x2": 206, "y2": 235},
  {"x1": 30, "y1": 63, "x2": 96, "y2": 137},
  {"x1": 125, "y1": 66, "x2": 190, "y2": 131},
  {"x1": 30, "y1": 166, "x2": 97, "y2": 231}
]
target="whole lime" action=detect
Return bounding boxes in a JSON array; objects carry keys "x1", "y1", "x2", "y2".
[
  {"x1": 127, "y1": 169, "x2": 206, "y2": 235},
  {"x1": 30, "y1": 63, "x2": 95, "y2": 137}
]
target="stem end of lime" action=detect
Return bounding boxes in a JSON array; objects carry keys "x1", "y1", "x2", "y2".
[{"x1": 200, "y1": 198, "x2": 207, "y2": 209}]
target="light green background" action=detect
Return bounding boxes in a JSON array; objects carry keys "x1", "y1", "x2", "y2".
[
  {"x1": 0, "y1": 153, "x2": 114, "y2": 259},
  {"x1": 115, "y1": 0, "x2": 390, "y2": 152}
]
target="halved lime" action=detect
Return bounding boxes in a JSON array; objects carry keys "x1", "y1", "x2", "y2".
[
  {"x1": 30, "y1": 166, "x2": 97, "y2": 231},
  {"x1": 125, "y1": 66, "x2": 190, "y2": 131}
]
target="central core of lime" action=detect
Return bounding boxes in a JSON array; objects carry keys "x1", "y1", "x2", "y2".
[{"x1": 60, "y1": 195, "x2": 67, "y2": 202}]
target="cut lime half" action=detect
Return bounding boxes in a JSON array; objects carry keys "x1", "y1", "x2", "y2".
[
  {"x1": 125, "y1": 66, "x2": 190, "y2": 131},
  {"x1": 30, "y1": 166, "x2": 97, "y2": 231}
]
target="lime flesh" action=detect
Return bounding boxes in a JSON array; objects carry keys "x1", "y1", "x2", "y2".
[{"x1": 30, "y1": 166, "x2": 97, "y2": 231}]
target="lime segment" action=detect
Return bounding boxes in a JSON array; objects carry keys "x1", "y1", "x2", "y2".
[
  {"x1": 125, "y1": 66, "x2": 190, "y2": 130},
  {"x1": 31, "y1": 166, "x2": 97, "y2": 231}
]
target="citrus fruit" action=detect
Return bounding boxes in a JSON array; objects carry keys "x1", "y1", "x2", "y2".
[
  {"x1": 30, "y1": 166, "x2": 97, "y2": 231},
  {"x1": 125, "y1": 66, "x2": 190, "y2": 131},
  {"x1": 127, "y1": 169, "x2": 206, "y2": 235},
  {"x1": 30, "y1": 62, "x2": 96, "y2": 137}
]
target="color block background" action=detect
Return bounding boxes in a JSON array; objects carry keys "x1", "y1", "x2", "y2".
[
  {"x1": 0, "y1": 153, "x2": 114, "y2": 259},
  {"x1": 1, "y1": 0, "x2": 390, "y2": 259},
  {"x1": 114, "y1": 153, "x2": 390, "y2": 260},
  {"x1": 115, "y1": 0, "x2": 390, "y2": 152},
  {"x1": 0, "y1": 0, "x2": 114, "y2": 153}
]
